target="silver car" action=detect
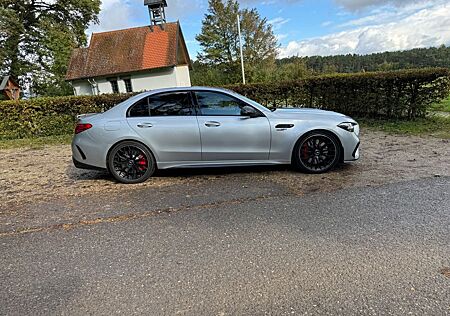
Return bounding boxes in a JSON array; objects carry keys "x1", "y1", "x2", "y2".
[{"x1": 72, "y1": 87, "x2": 360, "y2": 184}]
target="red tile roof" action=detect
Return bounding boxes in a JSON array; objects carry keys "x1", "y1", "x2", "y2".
[{"x1": 66, "y1": 22, "x2": 190, "y2": 81}]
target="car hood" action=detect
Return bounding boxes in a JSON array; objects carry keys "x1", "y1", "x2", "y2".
[{"x1": 271, "y1": 108, "x2": 353, "y2": 121}]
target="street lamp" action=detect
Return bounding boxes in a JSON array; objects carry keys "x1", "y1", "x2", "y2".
[{"x1": 237, "y1": 14, "x2": 246, "y2": 84}]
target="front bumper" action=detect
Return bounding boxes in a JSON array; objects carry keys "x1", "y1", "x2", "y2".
[
  {"x1": 336, "y1": 127, "x2": 360, "y2": 162},
  {"x1": 351, "y1": 142, "x2": 360, "y2": 160}
]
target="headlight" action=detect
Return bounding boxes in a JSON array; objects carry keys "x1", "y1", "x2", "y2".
[{"x1": 338, "y1": 122, "x2": 357, "y2": 132}]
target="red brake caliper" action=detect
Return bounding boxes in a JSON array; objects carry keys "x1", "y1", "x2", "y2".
[
  {"x1": 137, "y1": 155, "x2": 148, "y2": 171},
  {"x1": 302, "y1": 143, "x2": 309, "y2": 159}
]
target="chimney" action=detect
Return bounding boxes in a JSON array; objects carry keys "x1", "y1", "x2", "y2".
[{"x1": 144, "y1": 0, "x2": 167, "y2": 26}]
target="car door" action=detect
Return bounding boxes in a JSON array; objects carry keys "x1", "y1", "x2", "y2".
[
  {"x1": 126, "y1": 91, "x2": 201, "y2": 163},
  {"x1": 194, "y1": 90, "x2": 271, "y2": 161}
]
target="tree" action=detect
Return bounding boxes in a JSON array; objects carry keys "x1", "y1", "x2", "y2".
[
  {"x1": 0, "y1": 0, "x2": 100, "y2": 96},
  {"x1": 195, "y1": 0, "x2": 278, "y2": 84}
]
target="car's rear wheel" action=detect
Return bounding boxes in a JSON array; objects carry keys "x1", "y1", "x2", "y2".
[
  {"x1": 108, "y1": 141, "x2": 156, "y2": 184},
  {"x1": 293, "y1": 131, "x2": 341, "y2": 173}
]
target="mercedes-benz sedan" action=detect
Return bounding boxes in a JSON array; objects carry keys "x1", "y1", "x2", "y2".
[{"x1": 72, "y1": 87, "x2": 360, "y2": 184}]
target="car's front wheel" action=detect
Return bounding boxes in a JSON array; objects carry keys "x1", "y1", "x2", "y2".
[
  {"x1": 293, "y1": 131, "x2": 341, "y2": 173},
  {"x1": 108, "y1": 141, "x2": 156, "y2": 184}
]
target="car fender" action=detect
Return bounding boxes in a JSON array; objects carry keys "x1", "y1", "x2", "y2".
[{"x1": 269, "y1": 119, "x2": 342, "y2": 161}]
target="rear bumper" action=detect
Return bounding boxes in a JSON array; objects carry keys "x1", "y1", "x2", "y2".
[
  {"x1": 73, "y1": 157, "x2": 106, "y2": 171},
  {"x1": 72, "y1": 133, "x2": 108, "y2": 169}
]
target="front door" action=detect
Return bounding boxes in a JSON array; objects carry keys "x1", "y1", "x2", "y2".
[
  {"x1": 194, "y1": 91, "x2": 271, "y2": 161},
  {"x1": 126, "y1": 91, "x2": 201, "y2": 163}
]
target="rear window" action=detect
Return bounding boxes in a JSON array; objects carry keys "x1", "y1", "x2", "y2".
[
  {"x1": 128, "y1": 92, "x2": 193, "y2": 117},
  {"x1": 128, "y1": 97, "x2": 149, "y2": 117}
]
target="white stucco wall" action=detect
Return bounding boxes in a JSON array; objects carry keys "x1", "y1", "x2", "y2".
[
  {"x1": 174, "y1": 65, "x2": 191, "y2": 87},
  {"x1": 131, "y1": 68, "x2": 178, "y2": 92},
  {"x1": 71, "y1": 66, "x2": 192, "y2": 96},
  {"x1": 73, "y1": 81, "x2": 94, "y2": 96},
  {"x1": 96, "y1": 78, "x2": 113, "y2": 94}
]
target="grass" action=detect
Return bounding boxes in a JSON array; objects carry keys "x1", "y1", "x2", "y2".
[
  {"x1": 0, "y1": 134, "x2": 72, "y2": 150},
  {"x1": 360, "y1": 116, "x2": 450, "y2": 139},
  {"x1": 429, "y1": 95, "x2": 450, "y2": 113}
]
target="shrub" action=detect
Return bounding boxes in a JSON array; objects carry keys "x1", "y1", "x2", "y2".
[
  {"x1": 0, "y1": 68, "x2": 449, "y2": 140},
  {"x1": 0, "y1": 94, "x2": 134, "y2": 140},
  {"x1": 227, "y1": 68, "x2": 450, "y2": 119}
]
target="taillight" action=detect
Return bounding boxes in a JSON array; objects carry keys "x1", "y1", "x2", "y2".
[{"x1": 75, "y1": 123, "x2": 92, "y2": 134}]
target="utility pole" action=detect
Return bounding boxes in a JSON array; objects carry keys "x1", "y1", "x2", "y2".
[{"x1": 237, "y1": 14, "x2": 246, "y2": 84}]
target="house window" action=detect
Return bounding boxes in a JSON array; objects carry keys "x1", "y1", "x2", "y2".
[
  {"x1": 123, "y1": 78, "x2": 133, "y2": 93},
  {"x1": 109, "y1": 80, "x2": 119, "y2": 93}
]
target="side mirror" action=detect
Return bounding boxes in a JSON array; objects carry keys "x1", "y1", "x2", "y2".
[{"x1": 241, "y1": 105, "x2": 259, "y2": 118}]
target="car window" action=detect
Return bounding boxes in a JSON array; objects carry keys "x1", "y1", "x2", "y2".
[
  {"x1": 195, "y1": 91, "x2": 247, "y2": 116},
  {"x1": 128, "y1": 97, "x2": 149, "y2": 117},
  {"x1": 128, "y1": 92, "x2": 193, "y2": 117},
  {"x1": 150, "y1": 92, "x2": 192, "y2": 116}
]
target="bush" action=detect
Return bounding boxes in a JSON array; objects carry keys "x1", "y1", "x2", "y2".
[
  {"x1": 0, "y1": 68, "x2": 449, "y2": 140},
  {"x1": 0, "y1": 94, "x2": 134, "y2": 139},
  {"x1": 227, "y1": 68, "x2": 450, "y2": 119}
]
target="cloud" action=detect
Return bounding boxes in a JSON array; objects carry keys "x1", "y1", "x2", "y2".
[
  {"x1": 165, "y1": 0, "x2": 206, "y2": 20},
  {"x1": 276, "y1": 33, "x2": 289, "y2": 41},
  {"x1": 241, "y1": 0, "x2": 430, "y2": 11},
  {"x1": 88, "y1": 0, "x2": 205, "y2": 35},
  {"x1": 88, "y1": 0, "x2": 137, "y2": 34},
  {"x1": 268, "y1": 17, "x2": 291, "y2": 31},
  {"x1": 87, "y1": 0, "x2": 439, "y2": 37},
  {"x1": 239, "y1": 0, "x2": 300, "y2": 4},
  {"x1": 278, "y1": 2, "x2": 450, "y2": 57},
  {"x1": 334, "y1": 0, "x2": 424, "y2": 11},
  {"x1": 339, "y1": 1, "x2": 437, "y2": 27}
]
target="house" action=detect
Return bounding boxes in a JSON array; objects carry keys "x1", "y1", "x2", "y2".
[
  {"x1": 65, "y1": 22, "x2": 192, "y2": 96},
  {"x1": 0, "y1": 76, "x2": 20, "y2": 100}
]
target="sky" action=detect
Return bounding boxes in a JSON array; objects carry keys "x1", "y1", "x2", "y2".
[{"x1": 88, "y1": 0, "x2": 450, "y2": 59}]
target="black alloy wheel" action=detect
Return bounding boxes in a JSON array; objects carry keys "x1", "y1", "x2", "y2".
[
  {"x1": 108, "y1": 141, "x2": 156, "y2": 184},
  {"x1": 294, "y1": 132, "x2": 341, "y2": 173}
]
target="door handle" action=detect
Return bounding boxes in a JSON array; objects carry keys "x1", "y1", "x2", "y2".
[
  {"x1": 205, "y1": 121, "x2": 221, "y2": 127},
  {"x1": 137, "y1": 123, "x2": 153, "y2": 128}
]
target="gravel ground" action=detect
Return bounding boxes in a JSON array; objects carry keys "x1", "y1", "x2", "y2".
[
  {"x1": 1, "y1": 131, "x2": 449, "y2": 205},
  {"x1": 0, "y1": 130, "x2": 449, "y2": 233}
]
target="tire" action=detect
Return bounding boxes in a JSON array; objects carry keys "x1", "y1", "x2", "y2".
[
  {"x1": 293, "y1": 131, "x2": 341, "y2": 174},
  {"x1": 108, "y1": 141, "x2": 156, "y2": 184}
]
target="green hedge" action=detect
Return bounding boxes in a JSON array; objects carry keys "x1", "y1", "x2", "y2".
[
  {"x1": 0, "y1": 94, "x2": 134, "y2": 140},
  {"x1": 0, "y1": 68, "x2": 449, "y2": 140},
  {"x1": 228, "y1": 68, "x2": 450, "y2": 118}
]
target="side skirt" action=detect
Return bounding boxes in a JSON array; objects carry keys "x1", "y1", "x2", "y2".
[{"x1": 157, "y1": 160, "x2": 290, "y2": 170}]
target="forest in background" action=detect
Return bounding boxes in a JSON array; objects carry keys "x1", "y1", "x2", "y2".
[{"x1": 191, "y1": 45, "x2": 450, "y2": 86}]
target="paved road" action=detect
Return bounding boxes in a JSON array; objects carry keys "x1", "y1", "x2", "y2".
[{"x1": 1, "y1": 177, "x2": 449, "y2": 315}]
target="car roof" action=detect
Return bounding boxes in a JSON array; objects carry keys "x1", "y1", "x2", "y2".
[
  {"x1": 113, "y1": 87, "x2": 238, "y2": 109},
  {"x1": 135, "y1": 86, "x2": 235, "y2": 97},
  {"x1": 105, "y1": 86, "x2": 270, "y2": 117}
]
